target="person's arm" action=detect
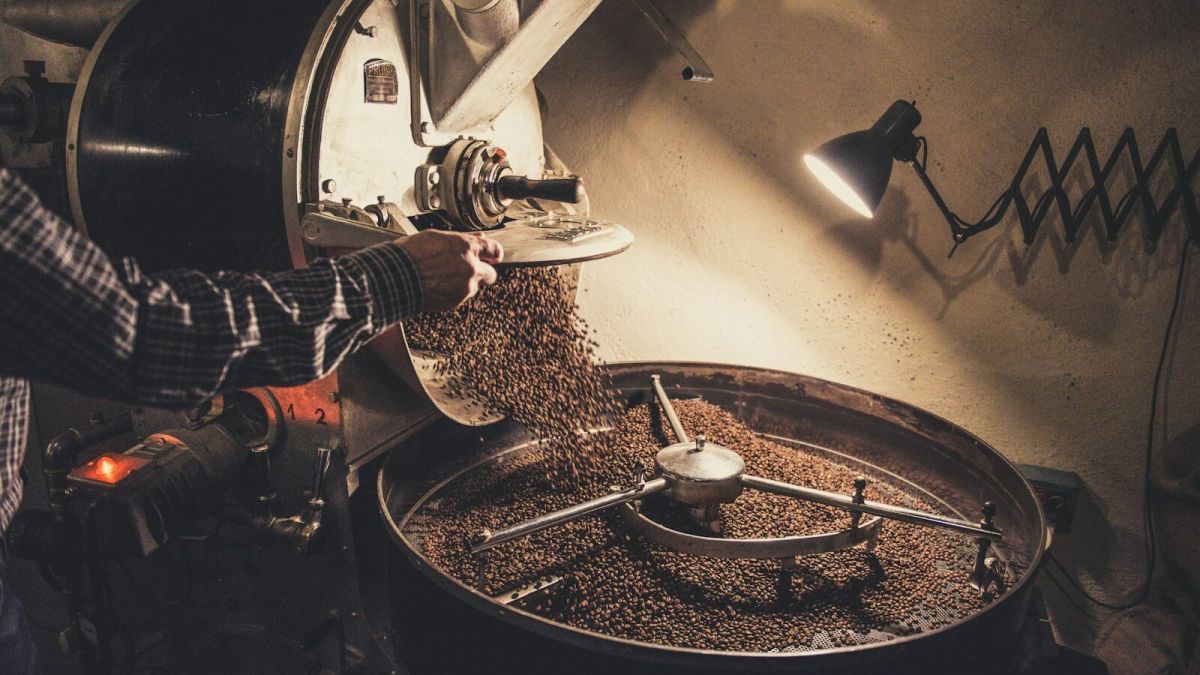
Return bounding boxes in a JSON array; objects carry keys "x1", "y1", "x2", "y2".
[{"x1": 0, "y1": 169, "x2": 492, "y2": 408}]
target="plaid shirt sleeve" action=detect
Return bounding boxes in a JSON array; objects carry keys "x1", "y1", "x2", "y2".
[{"x1": 0, "y1": 169, "x2": 423, "y2": 408}]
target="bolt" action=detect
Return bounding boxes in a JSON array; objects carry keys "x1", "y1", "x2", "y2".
[
  {"x1": 470, "y1": 528, "x2": 491, "y2": 546},
  {"x1": 695, "y1": 434, "x2": 706, "y2": 451},
  {"x1": 184, "y1": 400, "x2": 212, "y2": 429},
  {"x1": 321, "y1": 179, "x2": 337, "y2": 194},
  {"x1": 429, "y1": 195, "x2": 442, "y2": 209},
  {"x1": 328, "y1": 391, "x2": 340, "y2": 404},
  {"x1": 981, "y1": 501, "x2": 996, "y2": 527}
]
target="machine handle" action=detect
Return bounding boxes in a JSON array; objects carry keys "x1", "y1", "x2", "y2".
[
  {"x1": 495, "y1": 175, "x2": 583, "y2": 204},
  {"x1": 308, "y1": 447, "x2": 332, "y2": 508},
  {"x1": 249, "y1": 444, "x2": 275, "y2": 519}
]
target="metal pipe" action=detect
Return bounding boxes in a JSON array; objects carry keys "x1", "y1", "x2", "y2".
[
  {"x1": 650, "y1": 374, "x2": 688, "y2": 444},
  {"x1": 1, "y1": 0, "x2": 128, "y2": 48},
  {"x1": 470, "y1": 478, "x2": 668, "y2": 555},
  {"x1": 453, "y1": 0, "x2": 518, "y2": 48},
  {"x1": 741, "y1": 474, "x2": 1003, "y2": 541}
]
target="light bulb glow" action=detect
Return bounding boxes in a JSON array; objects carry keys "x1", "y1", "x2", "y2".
[
  {"x1": 804, "y1": 154, "x2": 874, "y2": 218},
  {"x1": 97, "y1": 456, "x2": 117, "y2": 477}
]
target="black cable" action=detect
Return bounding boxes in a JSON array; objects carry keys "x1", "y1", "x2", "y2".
[
  {"x1": 1047, "y1": 237, "x2": 1194, "y2": 611},
  {"x1": 1046, "y1": 553, "x2": 1138, "y2": 612},
  {"x1": 1041, "y1": 558, "x2": 1100, "y2": 618},
  {"x1": 915, "y1": 137, "x2": 1010, "y2": 232}
]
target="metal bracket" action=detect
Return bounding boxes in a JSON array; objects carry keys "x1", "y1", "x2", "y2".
[
  {"x1": 618, "y1": 502, "x2": 883, "y2": 559},
  {"x1": 492, "y1": 575, "x2": 564, "y2": 605},
  {"x1": 632, "y1": 0, "x2": 713, "y2": 82},
  {"x1": 409, "y1": 0, "x2": 604, "y2": 141},
  {"x1": 300, "y1": 207, "x2": 402, "y2": 250}
]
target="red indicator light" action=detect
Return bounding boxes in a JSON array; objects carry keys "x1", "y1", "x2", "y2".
[
  {"x1": 68, "y1": 453, "x2": 150, "y2": 487},
  {"x1": 97, "y1": 456, "x2": 117, "y2": 478}
]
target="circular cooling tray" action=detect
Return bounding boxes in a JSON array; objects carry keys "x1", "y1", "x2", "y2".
[{"x1": 377, "y1": 362, "x2": 1048, "y2": 674}]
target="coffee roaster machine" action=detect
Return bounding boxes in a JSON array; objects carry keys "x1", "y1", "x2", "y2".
[{"x1": 0, "y1": 1, "x2": 1067, "y2": 673}]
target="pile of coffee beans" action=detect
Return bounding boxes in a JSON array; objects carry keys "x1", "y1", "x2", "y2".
[
  {"x1": 404, "y1": 267, "x2": 621, "y2": 482},
  {"x1": 402, "y1": 266, "x2": 1001, "y2": 651},
  {"x1": 412, "y1": 398, "x2": 1002, "y2": 652}
]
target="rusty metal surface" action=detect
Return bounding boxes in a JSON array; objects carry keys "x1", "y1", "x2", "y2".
[{"x1": 377, "y1": 361, "x2": 1046, "y2": 673}]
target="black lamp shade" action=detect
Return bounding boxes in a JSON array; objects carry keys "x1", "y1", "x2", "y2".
[{"x1": 805, "y1": 100, "x2": 923, "y2": 218}]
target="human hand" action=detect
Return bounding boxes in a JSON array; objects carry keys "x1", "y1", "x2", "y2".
[{"x1": 396, "y1": 230, "x2": 503, "y2": 312}]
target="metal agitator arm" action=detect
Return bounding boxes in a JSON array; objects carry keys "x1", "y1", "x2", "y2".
[{"x1": 470, "y1": 375, "x2": 1005, "y2": 593}]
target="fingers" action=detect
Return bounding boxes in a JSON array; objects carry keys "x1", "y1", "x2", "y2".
[
  {"x1": 477, "y1": 261, "x2": 498, "y2": 286},
  {"x1": 464, "y1": 232, "x2": 504, "y2": 264},
  {"x1": 477, "y1": 236, "x2": 503, "y2": 264}
]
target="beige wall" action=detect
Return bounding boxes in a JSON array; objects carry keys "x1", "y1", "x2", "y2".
[{"x1": 537, "y1": 0, "x2": 1200, "y2": 650}]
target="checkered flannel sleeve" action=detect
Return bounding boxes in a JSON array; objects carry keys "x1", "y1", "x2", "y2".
[{"x1": 0, "y1": 169, "x2": 424, "y2": 408}]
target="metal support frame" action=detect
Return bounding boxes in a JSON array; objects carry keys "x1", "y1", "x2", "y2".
[
  {"x1": 410, "y1": 0, "x2": 603, "y2": 138},
  {"x1": 904, "y1": 128, "x2": 1200, "y2": 249}
]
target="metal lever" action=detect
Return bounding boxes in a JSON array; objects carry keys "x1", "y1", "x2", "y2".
[
  {"x1": 306, "y1": 447, "x2": 332, "y2": 513},
  {"x1": 632, "y1": 0, "x2": 714, "y2": 82},
  {"x1": 249, "y1": 444, "x2": 276, "y2": 521},
  {"x1": 236, "y1": 446, "x2": 333, "y2": 552},
  {"x1": 301, "y1": 210, "x2": 397, "y2": 249},
  {"x1": 650, "y1": 374, "x2": 689, "y2": 444},
  {"x1": 495, "y1": 175, "x2": 583, "y2": 204},
  {"x1": 470, "y1": 478, "x2": 668, "y2": 555},
  {"x1": 740, "y1": 474, "x2": 1004, "y2": 541}
]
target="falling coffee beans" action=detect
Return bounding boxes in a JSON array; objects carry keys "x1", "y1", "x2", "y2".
[{"x1": 405, "y1": 267, "x2": 622, "y2": 484}]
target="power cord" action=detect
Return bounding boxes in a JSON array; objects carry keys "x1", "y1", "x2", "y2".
[{"x1": 1046, "y1": 237, "x2": 1194, "y2": 612}]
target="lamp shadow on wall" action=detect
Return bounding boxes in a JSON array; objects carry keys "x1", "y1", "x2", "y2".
[{"x1": 821, "y1": 187, "x2": 1004, "y2": 319}]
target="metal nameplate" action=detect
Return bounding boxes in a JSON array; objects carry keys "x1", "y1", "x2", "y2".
[{"x1": 363, "y1": 59, "x2": 398, "y2": 104}]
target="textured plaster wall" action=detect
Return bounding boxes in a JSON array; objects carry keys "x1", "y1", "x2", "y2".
[{"x1": 537, "y1": 0, "x2": 1200, "y2": 650}]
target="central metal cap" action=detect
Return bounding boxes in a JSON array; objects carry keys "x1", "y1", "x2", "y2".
[{"x1": 655, "y1": 434, "x2": 745, "y2": 506}]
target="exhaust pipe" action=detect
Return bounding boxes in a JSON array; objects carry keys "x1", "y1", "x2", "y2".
[{"x1": 1, "y1": 0, "x2": 128, "y2": 48}]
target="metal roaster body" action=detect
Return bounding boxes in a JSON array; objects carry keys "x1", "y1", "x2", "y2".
[{"x1": 1, "y1": 2, "x2": 1046, "y2": 674}]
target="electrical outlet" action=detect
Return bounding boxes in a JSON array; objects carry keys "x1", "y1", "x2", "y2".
[{"x1": 1018, "y1": 464, "x2": 1080, "y2": 533}]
